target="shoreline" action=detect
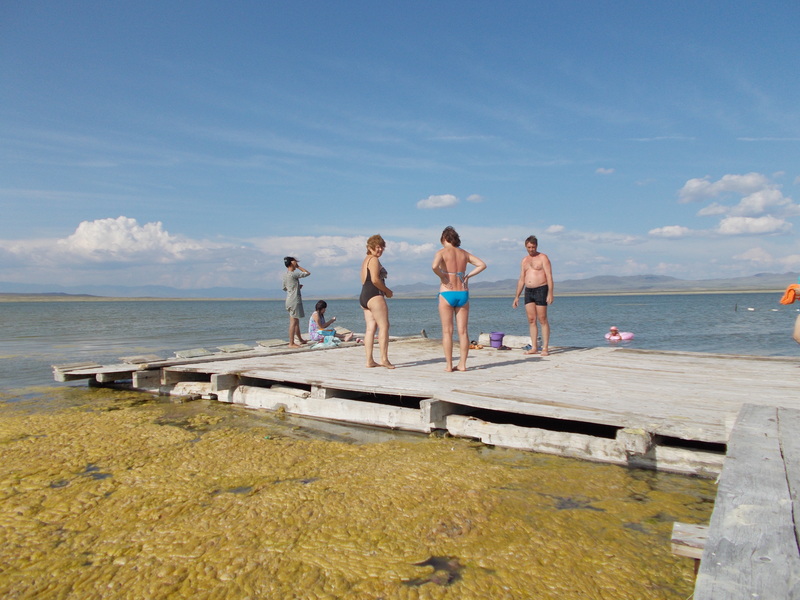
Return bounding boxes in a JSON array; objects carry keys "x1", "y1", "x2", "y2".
[{"x1": 0, "y1": 289, "x2": 786, "y2": 302}]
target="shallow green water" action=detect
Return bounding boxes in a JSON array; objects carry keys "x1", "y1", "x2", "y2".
[{"x1": 0, "y1": 387, "x2": 716, "y2": 599}]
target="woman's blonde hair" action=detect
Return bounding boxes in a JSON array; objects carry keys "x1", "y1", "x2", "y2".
[{"x1": 366, "y1": 234, "x2": 386, "y2": 253}]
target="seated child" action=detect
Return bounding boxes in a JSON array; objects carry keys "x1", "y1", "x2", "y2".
[{"x1": 309, "y1": 300, "x2": 354, "y2": 342}]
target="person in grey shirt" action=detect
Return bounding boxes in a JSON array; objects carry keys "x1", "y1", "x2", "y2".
[{"x1": 282, "y1": 256, "x2": 311, "y2": 347}]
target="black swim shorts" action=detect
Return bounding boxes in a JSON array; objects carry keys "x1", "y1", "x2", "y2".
[{"x1": 524, "y1": 285, "x2": 548, "y2": 306}]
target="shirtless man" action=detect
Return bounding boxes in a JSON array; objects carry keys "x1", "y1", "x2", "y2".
[{"x1": 512, "y1": 235, "x2": 554, "y2": 356}]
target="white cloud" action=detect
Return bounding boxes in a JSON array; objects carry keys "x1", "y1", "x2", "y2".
[
  {"x1": 2, "y1": 215, "x2": 798, "y2": 295},
  {"x1": 734, "y1": 247, "x2": 773, "y2": 264},
  {"x1": 677, "y1": 172, "x2": 800, "y2": 237},
  {"x1": 595, "y1": 167, "x2": 614, "y2": 175},
  {"x1": 777, "y1": 254, "x2": 800, "y2": 270},
  {"x1": 251, "y1": 235, "x2": 366, "y2": 265},
  {"x1": 532, "y1": 226, "x2": 641, "y2": 246},
  {"x1": 619, "y1": 258, "x2": 649, "y2": 274},
  {"x1": 737, "y1": 137, "x2": 800, "y2": 142},
  {"x1": 250, "y1": 234, "x2": 434, "y2": 264},
  {"x1": 678, "y1": 172, "x2": 771, "y2": 203},
  {"x1": 56, "y1": 217, "x2": 204, "y2": 262},
  {"x1": 649, "y1": 225, "x2": 692, "y2": 238},
  {"x1": 716, "y1": 215, "x2": 791, "y2": 235},
  {"x1": 466, "y1": 194, "x2": 484, "y2": 203},
  {"x1": 696, "y1": 202, "x2": 728, "y2": 217},
  {"x1": 730, "y1": 188, "x2": 792, "y2": 217},
  {"x1": 416, "y1": 194, "x2": 459, "y2": 209},
  {"x1": 583, "y1": 232, "x2": 643, "y2": 245},
  {"x1": 391, "y1": 240, "x2": 438, "y2": 256}
]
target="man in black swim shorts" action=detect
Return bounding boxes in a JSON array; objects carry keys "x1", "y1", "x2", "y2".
[
  {"x1": 512, "y1": 236, "x2": 554, "y2": 356},
  {"x1": 524, "y1": 284, "x2": 549, "y2": 307}
]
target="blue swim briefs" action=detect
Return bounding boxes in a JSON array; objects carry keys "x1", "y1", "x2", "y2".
[{"x1": 440, "y1": 291, "x2": 469, "y2": 308}]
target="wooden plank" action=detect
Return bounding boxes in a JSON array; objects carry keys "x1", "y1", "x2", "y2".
[
  {"x1": 694, "y1": 404, "x2": 800, "y2": 599},
  {"x1": 96, "y1": 370, "x2": 136, "y2": 383},
  {"x1": 54, "y1": 363, "x2": 129, "y2": 382},
  {"x1": 440, "y1": 389, "x2": 727, "y2": 443},
  {"x1": 778, "y1": 407, "x2": 800, "y2": 562},
  {"x1": 53, "y1": 342, "x2": 800, "y2": 459},
  {"x1": 174, "y1": 348, "x2": 214, "y2": 358},
  {"x1": 53, "y1": 361, "x2": 103, "y2": 371},
  {"x1": 671, "y1": 522, "x2": 709, "y2": 560},
  {"x1": 217, "y1": 344, "x2": 252, "y2": 353},
  {"x1": 119, "y1": 354, "x2": 163, "y2": 364},
  {"x1": 126, "y1": 343, "x2": 800, "y2": 445}
]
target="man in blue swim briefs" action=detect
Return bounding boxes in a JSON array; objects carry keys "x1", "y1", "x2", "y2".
[{"x1": 512, "y1": 235, "x2": 554, "y2": 356}]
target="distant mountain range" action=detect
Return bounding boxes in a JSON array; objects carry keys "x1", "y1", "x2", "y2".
[
  {"x1": 1, "y1": 272, "x2": 797, "y2": 300},
  {"x1": 0, "y1": 283, "x2": 283, "y2": 299},
  {"x1": 393, "y1": 271, "x2": 800, "y2": 297}
]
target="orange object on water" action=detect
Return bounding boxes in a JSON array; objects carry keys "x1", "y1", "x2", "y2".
[{"x1": 779, "y1": 283, "x2": 800, "y2": 304}]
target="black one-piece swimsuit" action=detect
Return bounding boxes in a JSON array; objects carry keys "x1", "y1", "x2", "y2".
[{"x1": 359, "y1": 259, "x2": 383, "y2": 309}]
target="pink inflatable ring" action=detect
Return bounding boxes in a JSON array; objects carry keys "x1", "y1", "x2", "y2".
[{"x1": 605, "y1": 327, "x2": 634, "y2": 341}]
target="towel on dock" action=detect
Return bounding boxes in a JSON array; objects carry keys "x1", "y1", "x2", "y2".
[
  {"x1": 311, "y1": 334, "x2": 340, "y2": 349},
  {"x1": 779, "y1": 283, "x2": 800, "y2": 304}
]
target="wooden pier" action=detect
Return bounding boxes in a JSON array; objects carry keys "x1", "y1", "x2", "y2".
[
  {"x1": 53, "y1": 336, "x2": 800, "y2": 597},
  {"x1": 54, "y1": 335, "x2": 799, "y2": 476}
]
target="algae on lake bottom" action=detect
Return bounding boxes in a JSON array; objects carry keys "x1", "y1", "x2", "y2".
[{"x1": 0, "y1": 387, "x2": 715, "y2": 599}]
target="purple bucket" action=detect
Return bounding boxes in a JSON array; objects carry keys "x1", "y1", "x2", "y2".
[{"x1": 489, "y1": 332, "x2": 505, "y2": 348}]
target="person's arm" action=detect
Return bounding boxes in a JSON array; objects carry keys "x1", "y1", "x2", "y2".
[
  {"x1": 542, "y1": 254, "x2": 554, "y2": 305},
  {"x1": 369, "y1": 260, "x2": 393, "y2": 298},
  {"x1": 512, "y1": 261, "x2": 525, "y2": 308},
  {"x1": 292, "y1": 259, "x2": 310, "y2": 277},
  {"x1": 464, "y1": 252, "x2": 486, "y2": 284},
  {"x1": 431, "y1": 251, "x2": 450, "y2": 287},
  {"x1": 793, "y1": 314, "x2": 800, "y2": 344}
]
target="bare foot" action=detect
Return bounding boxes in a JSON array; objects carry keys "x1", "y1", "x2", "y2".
[
  {"x1": 288, "y1": 343, "x2": 301, "y2": 348},
  {"x1": 297, "y1": 339, "x2": 308, "y2": 345},
  {"x1": 541, "y1": 348, "x2": 549, "y2": 356},
  {"x1": 344, "y1": 333, "x2": 354, "y2": 342},
  {"x1": 456, "y1": 365, "x2": 467, "y2": 372},
  {"x1": 524, "y1": 348, "x2": 539, "y2": 355},
  {"x1": 381, "y1": 362, "x2": 396, "y2": 369},
  {"x1": 444, "y1": 365, "x2": 453, "y2": 372},
  {"x1": 366, "y1": 361, "x2": 379, "y2": 368}
]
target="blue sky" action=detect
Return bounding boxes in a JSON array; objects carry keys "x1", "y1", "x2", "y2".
[{"x1": 2, "y1": 1, "x2": 799, "y2": 295}]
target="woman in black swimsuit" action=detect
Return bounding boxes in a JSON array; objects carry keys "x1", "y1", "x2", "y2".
[{"x1": 360, "y1": 234, "x2": 394, "y2": 369}]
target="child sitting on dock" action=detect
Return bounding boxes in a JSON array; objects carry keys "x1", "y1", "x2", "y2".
[{"x1": 309, "y1": 300, "x2": 354, "y2": 343}]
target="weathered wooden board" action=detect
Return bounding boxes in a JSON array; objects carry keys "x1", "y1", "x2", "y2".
[
  {"x1": 779, "y1": 407, "x2": 800, "y2": 557},
  {"x1": 671, "y1": 522, "x2": 709, "y2": 560},
  {"x1": 56, "y1": 339, "x2": 800, "y2": 450},
  {"x1": 693, "y1": 404, "x2": 800, "y2": 599},
  {"x1": 157, "y1": 342, "x2": 799, "y2": 444}
]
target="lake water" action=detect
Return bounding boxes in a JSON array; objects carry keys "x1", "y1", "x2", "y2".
[
  {"x1": 4, "y1": 293, "x2": 782, "y2": 597},
  {"x1": 1, "y1": 291, "x2": 797, "y2": 392}
]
